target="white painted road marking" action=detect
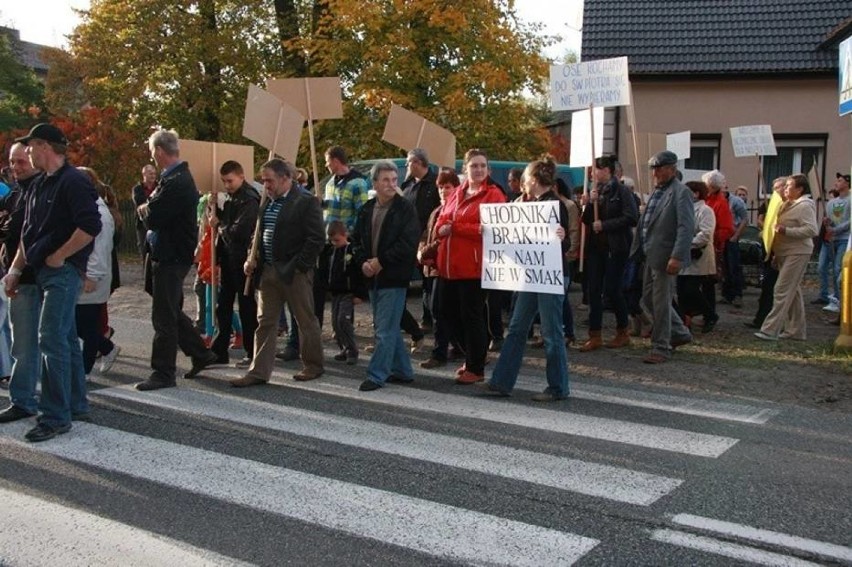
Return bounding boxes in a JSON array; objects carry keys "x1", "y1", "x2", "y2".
[
  {"x1": 93, "y1": 385, "x2": 682, "y2": 505},
  {"x1": 671, "y1": 513, "x2": 852, "y2": 563},
  {"x1": 252, "y1": 376, "x2": 740, "y2": 458},
  {"x1": 651, "y1": 529, "x2": 823, "y2": 567},
  {"x1": 0, "y1": 486, "x2": 253, "y2": 567},
  {"x1": 0, "y1": 423, "x2": 600, "y2": 566}
]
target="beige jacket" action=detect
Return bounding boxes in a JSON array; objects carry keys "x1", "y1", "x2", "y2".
[
  {"x1": 681, "y1": 200, "x2": 716, "y2": 276},
  {"x1": 771, "y1": 196, "x2": 818, "y2": 258}
]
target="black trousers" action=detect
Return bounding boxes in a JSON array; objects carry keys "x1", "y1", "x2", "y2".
[
  {"x1": 211, "y1": 257, "x2": 258, "y2": 361},
  {"x1": 677, "y1": 275, "x2": 715, "y2": 320},
  {"x1": 76, "y1": 303, "x2": 115, "y2": 374},
  {"x1": 442, "y1": 279, "x2": 487, "y2": 375},
  {"x1": 150, "y1": 262, "x2": 209, "y2": 383},
  {"x1": 753, "y1": 260, "x2": 779, "y2": 326}
]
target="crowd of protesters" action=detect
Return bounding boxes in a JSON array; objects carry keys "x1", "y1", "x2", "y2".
[{"x1": 0, "y1": 122, "x2": 846, "y2": 443}]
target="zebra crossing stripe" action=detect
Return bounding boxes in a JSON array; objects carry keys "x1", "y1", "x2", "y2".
[
  {"x1": 651, "y1": 529, "x2": 823, "y2": 567},
  {"x1": 0, "y1": 486, "x2": 254, "y2": 567},
  {"x1": 93, "y1": 385, "x2": 682, "y2": 505},
  {"x1": 0, "y1": 423, "x2": 600, "y2": 566},
  {"x1": 261, "y1": 377, "x2": 739, "y2": 458}
]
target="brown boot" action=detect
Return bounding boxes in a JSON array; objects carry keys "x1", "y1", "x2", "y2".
[
  {"x1": 579, "y1": 330, "x2": 603, "y2": 352},
  {"x1": 605, "y1": 327, "x2": 631, "y2": 348}
]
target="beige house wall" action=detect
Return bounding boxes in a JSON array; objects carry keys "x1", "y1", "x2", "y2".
[{"x1": 617, "y1": 78, "x2": 850, "y2": 200}]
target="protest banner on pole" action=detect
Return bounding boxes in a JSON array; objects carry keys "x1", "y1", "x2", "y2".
[
  {"x1": 480, "y1": 202, "x2": 564, "y2": 295},
  {"x1": 266, "y1": 77, "x2": 343, "y2": 196},
  {"x1": 569, "y1": 106, "x2": 605, "y2": 168},
  {"x1": 382, "y1": 104, "x2": 456, "y2": 169},
  {"x1": 666, "y1": 130, "x2": 691, "y2": 161},
  {"x1": 550, "y1": 57, "x2": 631, "y2": 112},
  {"x1": 730, "y1": 125, "x2": 777, "y2": 157},
  {"x1": 243, "y1": 84, "x2": 305, "y2": 163}
]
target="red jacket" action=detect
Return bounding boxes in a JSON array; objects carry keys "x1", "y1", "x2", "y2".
[
  {"x1": 705, "y1": 192, "x2": 734, "y2": 250},
  {"x1": 435, "y1": 181, "x2": 506, "y2": 280}
]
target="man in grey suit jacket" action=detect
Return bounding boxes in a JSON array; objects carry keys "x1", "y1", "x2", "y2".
[{"x1": 630, "y1": 151, "x2": 695, "y2": 363}]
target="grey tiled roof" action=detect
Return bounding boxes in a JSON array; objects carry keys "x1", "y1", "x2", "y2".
[
  {"x1": 1, "y1": 27, "x2": 50, "y2": 74},
  {"x1": 581, "y1": 0, "x2": 852, "y2": 75}
]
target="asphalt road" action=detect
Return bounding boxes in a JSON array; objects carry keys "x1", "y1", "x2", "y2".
[{"x1": 1, "y1": 314, "x2": 851, "y2": 566}]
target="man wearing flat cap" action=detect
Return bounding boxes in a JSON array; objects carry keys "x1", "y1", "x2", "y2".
[
  {"x1": 629, "y1": 150, "x2": 694, "y2": 364},
  {"x1": 2, "y1": 123, "x2": 101, "y2": 442}
]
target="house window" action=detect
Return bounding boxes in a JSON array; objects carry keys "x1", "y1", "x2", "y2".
[
  {"x1": 761, "y1": 136, "x2": 826, "y2": 193},
  {"x1": 685, "y1": 135, "x2": 721, "y2": 171}
]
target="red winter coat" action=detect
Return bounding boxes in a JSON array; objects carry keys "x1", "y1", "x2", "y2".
[
  {"x1": 435, "y1": 181, "x2": 506, "y2": 280},
  {"x1": 705, "y1": 191, "x2": 735, "y2": 251}
]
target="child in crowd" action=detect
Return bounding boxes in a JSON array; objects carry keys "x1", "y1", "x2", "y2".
[{"x1": 316, "y1": 221, "x2": 366, "y2": 364}]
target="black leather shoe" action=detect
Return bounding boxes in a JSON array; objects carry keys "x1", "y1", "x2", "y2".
[
  {"x1": 184, "y1": 351, "x2": 219, "y2": 379},
  {"x1": 387, "y1": 374, "x2": 413, "y2": 384},
  {"x1": 25, "y1": 422, "x2": 71, "y2": 442},
  {"x1": 358, "y1": 379, "x2": 382, "y2": 391},
  {"x1": 136, "y1": 379, "x2": 176, "y2": 391},
  {"x1": 0, "y1": 405, "x2": 36, "y2": 423}
]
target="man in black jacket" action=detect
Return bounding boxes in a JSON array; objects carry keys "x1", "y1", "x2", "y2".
[
  {"x1": 209, "y1": 160, "x2": 259, "y2": 367},
  {"x1": 135, "y1": 129, "x2": 216, "y2": 391},
  {"x1": 4, "y1": 123, "x2": 101, "y2": 442},
  {"x1": 230, "y1": 159, "x2": 325, "y2": 388},
  {"x1": 352, "y1": 161, "x2": 420, "y2": 391}
]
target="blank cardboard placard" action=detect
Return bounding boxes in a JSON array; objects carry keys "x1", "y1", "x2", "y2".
[
  {"x1": 730, "y1": 125, "x2": 777, "y2": 157},
  {"x1": 242, "y1": 84, "x2": 304, "y2": 162},
  {"x1": 382, "y1": 104, "x2": 456, "y2": 169},
  {"x1": 180, "y1": 139, "x2": 254, "y2": 195},
  {"x1": 569, "y1": 106, "x2": 605, "y2": 168},
  {"x1": 265, "y1": 77, "x2": 343, "y2": 121},
  {"x1": 666, "y1": 131, "x2": 691, "y2": 161}
]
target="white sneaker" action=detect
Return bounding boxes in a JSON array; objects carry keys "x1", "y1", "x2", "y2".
[
  {"x1": 99, "y1": 345, "x2": 121, "y2": 374},
  {"x1": 823, "y1": 297, "x2": 840, "y2": 313}
]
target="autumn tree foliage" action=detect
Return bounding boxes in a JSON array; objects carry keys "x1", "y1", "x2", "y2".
[
  {"x1": 0, "y1": 33, "x2": 45, "y2": 132},
  {"x1": 59, "y1": 0, "x2": 552, "y2": 175},
  {"x1": 50, "y1": 107, "x2": 150, "y2": 198},
  {"x1": 297, "y1": 0, "x2": 552, "y2": 161}
]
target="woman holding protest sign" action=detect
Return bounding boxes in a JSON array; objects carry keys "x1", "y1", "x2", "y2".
[
  {"x1": 482, "y1": 156, "x2": 571, "y2": 401},
  {"x1": 435, "y1": 149, "x2": 506, "y2": 384}
]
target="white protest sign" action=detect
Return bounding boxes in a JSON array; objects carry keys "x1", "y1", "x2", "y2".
[
  {"x1": 666, "y1": 130, "x2": 691, "y2": 161},
  {"x1": 480, "y1": 202, "x2": 564, "y2": 295},
  {"x1": 730, "y1": 125, "x2": 777, "y2": 157},
  {"x1": 569, "y1": 106, "x2": 605, "y2": 167},
  {"x1": 550, "y1": 56, "x2": 631, "y2": 111},
  {"x1": 839, "y1": 36, "x2": 852, "y2": 116}
]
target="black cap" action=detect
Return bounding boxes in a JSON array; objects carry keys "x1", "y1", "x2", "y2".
[
  {"x1": 836, "y1": 172, "x2": 850, "y2": 183},
  {"x1": 15, "y1": 123, "x2": 68, "y2": 146},
  {"x1": 648, "y1": 150, "x2": 678, "y2": 168}
]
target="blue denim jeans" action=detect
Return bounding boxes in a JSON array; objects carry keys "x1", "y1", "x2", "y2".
[
  {"x1": 0, "y1": 293, "x2": 13, "y2": 377},
  {"x1": 489, "y1": 290, "x2": 569, "y2": 397},
  {"x1": 366, "y1": 287, "x2": 412, "y2": 386},
  {"x1": 8, "y1": 283, "x2": 41, "y2": 414},
  {"x1": 36, "y1": 264, "x2": 85, "y2": 427},
  {"x1": 817, "y1": 240, "x2": 846, "y2": 300}
]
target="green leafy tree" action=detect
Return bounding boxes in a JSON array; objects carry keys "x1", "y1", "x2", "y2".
[
  {"x1": 71, "y1": 0, "x2": 287, "y2": 142},
  {"x1": 0, "y1": 33, "x2": 45, "y2": 131}
]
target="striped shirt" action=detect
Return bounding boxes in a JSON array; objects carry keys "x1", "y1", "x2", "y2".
[{"x1": 262, "y1": 194, "x2": 288, "y2": 264}]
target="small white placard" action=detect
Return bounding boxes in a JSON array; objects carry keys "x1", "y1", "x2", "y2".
[
  {"x1": 666, "y1": 131, "x2": 691, "y2": 161},
  {"x1": 569, "y1": 106, "x2": 605, "y2": 168},
  {"x1": 730, "y1": 125, "x2": 777, "y2": 157}
]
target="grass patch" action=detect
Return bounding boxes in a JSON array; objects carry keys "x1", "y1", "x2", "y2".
[{"x1": 677, "y1": 339, "x2": 852, "y2": 373}]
